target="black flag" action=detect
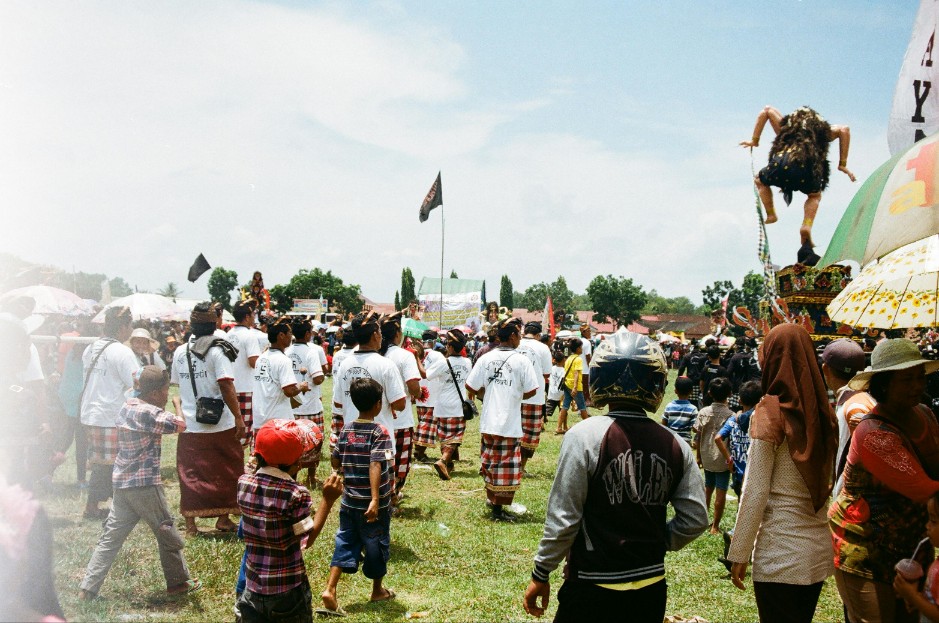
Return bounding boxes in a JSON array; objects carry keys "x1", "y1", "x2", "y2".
[
  {"x1": 418, "y1": 172, "x2": 443, "y2": 223},
  {"x1": 187, "y1": 253, "x2": 211, "y2": 282}
]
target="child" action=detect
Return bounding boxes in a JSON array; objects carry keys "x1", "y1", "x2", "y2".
[
  {"x1": 320, "y1": 378, "x2": 395, "y2": 616},
  {"x1": 715, "y1": 380, "x2": 762, "y2": 498},
  {"x1": 556, "y1": 340, "x2": 587, "y2": 434},
  {"x1": 693, "y1": 376, "x2": 734, "y2": 535},
  {"x1": 79, "y1": 366, "x2": 198, "y2": 600},
  {"x1": 544, "y1": 350, "x2": 565, "y2": 422},
  {"x1": 661, "y1": 375, "x2": 698, "y2": 444},
  {"x1": 894, "y1": 491, "x2": 939, "y2": 622},
  {"x1": 236, "y1": 419, "x2": 342, "y2": 622}
]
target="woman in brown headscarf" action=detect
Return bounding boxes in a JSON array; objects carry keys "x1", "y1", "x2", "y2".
[{"x1": 726, "y1": 323, "x2": 838, "y2": 623}]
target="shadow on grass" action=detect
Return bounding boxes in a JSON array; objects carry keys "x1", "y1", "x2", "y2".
[
  {"x1": 389, "y1": 542, "x2": 419, "y2": 563},
  {"x1": 394, "y1": 506, "x2": 437, "y2": 521},
  {"x1": 339, "y1": 595, "x2": 408, "y2": 618}
]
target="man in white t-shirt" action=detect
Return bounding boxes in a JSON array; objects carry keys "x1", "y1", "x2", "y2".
[
  {"x1": 328, "y1": 328, "x2": 357, "y2": 439},
  {"x1": 413, "y1": 330, "x2": 444, "y2": 463},
  {"x1": 332, "y1": 312, "x2": 407, "y2": 454},
  {"x1": 379, "y1": 313, "x2": 423, "y2": 506},
  {"x1": 80, "y1": 306, "x2": 138, "y2": 520},
  {"x1": 225, "y1": 301, "x2": 261, "y2": 443},
  {"x1": 286, "y1": 318, "x2": 325, "y2": 487},
  {"x1": 252, "y1": 322, "x2": 307, "y2": 431},
  {"x1": 515, "y1": 321, "x2": 552, "y2": 474},
  {"x1": 466, "y1": 318, "x2": 538, "y2": 522},
  {"x1": 579, "y1": 323, "x2": 593, "y2": 406},
  {"x1": 171, "y1": 302, "x2": 245, "y2": 535}
]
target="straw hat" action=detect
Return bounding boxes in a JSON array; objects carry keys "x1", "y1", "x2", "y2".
[
  {"x1": 848, "y1": 338, "x2": 939, "y2": 390},
  {"x1": 127, "y1": 328, "x2": 160, "y2": 352}
]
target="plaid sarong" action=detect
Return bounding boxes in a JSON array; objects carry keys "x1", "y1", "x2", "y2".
[
  {"x1": 394, "y1": 427, "x2": 413, "y2": 492},
  {"x1": 414, "y1": 406, "x2": 437, "y2": 448},
  {"x1": 728, "y1": 393, "x2": 740, "y2": 411},
  {"x1": 330, "y1": 414, "x2": 344, "y2": 439},
  {"x1": 294, "y1": 414, "x2": 324, "y2": 467},
  {"x1": 88, "y1": 426, "x2": 119, "y2": 466},
  {"x1": 690, "y1": 386, "x2": 702, "y2": 407},
  {"x1": 238, "y1": 392, "x2": 253, "y2": 446},
  {"x1": 479, "y1": 434, "x2": 521, "y2": 506},
  {"x1": 436, "y1": 417, "x2": 465, "y2": 447},
  {"x1": 520, "y1": 403, "x2": 544, "y2": 454}
]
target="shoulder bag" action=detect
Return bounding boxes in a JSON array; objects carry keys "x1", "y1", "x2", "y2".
[
  {"x1": 186, "y1": 343, "x2": 225, "y2": 425},
  {"x1": 446, "y1": 356, "x2": 477, "y2": 420},
  {"x1": 77, "y1": 338, "x2": 116, "y2": 409}
]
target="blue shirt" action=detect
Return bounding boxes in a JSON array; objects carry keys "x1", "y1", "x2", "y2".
[
  {"x1": 717, "y1": 409, "x2": 752, "y2": 479},
  {"x1": 662, "y1": 399, "x2": 698, "y2": 442}
]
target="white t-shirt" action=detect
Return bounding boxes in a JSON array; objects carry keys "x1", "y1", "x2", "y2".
[
  {"x1": 170, "y1": 340, "x2": 237, "y2": 433},
  {"x1": 332, "y1": 350, "x2": 407, "y2": 452},
  {"x1": 251, "y1": 349, "x2": 297, "y2": 429},
  {"x1": 430, "y1": 355, "x2": 472, "y2": 419},
  {"x1": 331, "y1": 346, "x2": 355, "y2": 376},
  {"x1": 251, "y1": 327, "x2": 270, "y2": 352},
  {"x1": 419, "y1": 350, "x2": 446, "y2": 409},
  {"x1": 515, "y1": 337, "x2": 552, "y2": 405},
  {"x1": 80, "y1": 339, "x2": 139, "y2": 428},
  {"x1": 225, "y1": 326, "x2": 262, "y2": 392},
  {"x1": 580, "y1": 337, "x2": 592, "y2": 374},
  {"x1": 384, "y1": 344, "x2": 420, "y2": 430},
  {"x1": 547, "y1": 365, "x2": 565, "y2": 402},
  {"x1": 286, "y1": 342, "x2": 325, "y2": 415},
  {"x1": 466, "y1": 347, "x2": 538, "y2": 438},
  {"x1": 24, "y1": 344, "x2": 44, "y2": 382}
]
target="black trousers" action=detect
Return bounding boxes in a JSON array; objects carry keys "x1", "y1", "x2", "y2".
[
  {"x1": 753, "y1": 581, "x2": 824, "y2": 623},
  {"x1": 554, "y1": 578, "x2": 666, "y2": 623}
]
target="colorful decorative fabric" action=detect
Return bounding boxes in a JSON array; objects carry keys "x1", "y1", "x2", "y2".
[{"x1": 480, "y1": 434, "x2": 521, "y2": 505}]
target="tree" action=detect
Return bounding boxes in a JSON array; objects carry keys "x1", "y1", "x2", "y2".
[
  {"x1": 481, "y1": 281, "x2": 487, "y2": 305},
  {"x1": 642, "y1": 289, "x2": 697, "y2": 315},
  {"x1": 572, "y1": 292, "x2": 592, "y2": 311},
  {"x1": 269, "y1": 268, "x2": 363, "y2": 315},
  {"x1": 207, "y1": 267, "x2": 239, "y2": 312},
  {"x1": 515, "y1": 276, "x2": 575, "y2": 312},
  {"x1": 401, "y1": 268, "x2": 416, "y2": 306},
  {"x1": 499, "y1": 274, "x2": 514, "y2": 309},
  {"x1": 728, "y1": 271, "x2": 765, "y2": 314},
  {"x1": 158, "y1": 282, "x2": 182, "y2": 301},
  {"x1": 450, "y1": 270, "x2": 458, "y2": 279},
  {"x1": 701, "y1": 280, "x2": 735, "y2": 310},
  {"x1": 586, "y1": 274, "x2": 647, "y2": 327},
  {"x1": 108, "y1": 277, "x2": 133, "y2": 298},
  {"x1": 394, "y1": 291, "x2": 401, "y2": 311}
]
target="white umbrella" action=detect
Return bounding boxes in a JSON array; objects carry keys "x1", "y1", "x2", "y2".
[
  {"x1": 0, "y1": 285, "x2": 95, "y2": 315},
  {"x1": 93, "y1": 293, "x2": 189, "y2": 323},
  {"x1": 656, "y1": 332, "x2": 680, "y2": 343}
]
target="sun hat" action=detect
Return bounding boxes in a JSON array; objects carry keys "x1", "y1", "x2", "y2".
[
  {"x1": 127, "y1": 328, "x2": 160, "y2": 352},
  {"x1": 821, "y1": 338, "x2": 866, "y2": 377},
  {"x1": 848, "y1": 338, "x2": 939, "y2": 390},
  {"x1": 254, "y1": 419, "x2": 323, "y2": 466}
]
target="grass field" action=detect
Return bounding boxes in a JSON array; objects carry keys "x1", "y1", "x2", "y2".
[{"x1": 49, "y1": 371, "x2": 844, "y2": 622}]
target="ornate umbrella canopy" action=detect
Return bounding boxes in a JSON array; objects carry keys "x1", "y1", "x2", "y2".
[
  {"x1": 0, "y1": 285, "x2": 95, "y2": 315},
  {"x1": 92, "y1": 293, "x2": 189, "y2": 323}
]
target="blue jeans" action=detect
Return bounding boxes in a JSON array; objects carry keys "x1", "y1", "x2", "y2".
[
  {"x1": 561, "y1": 388, "x2": 586, "y2": 411},
  {"x1": 329, "y1": 506, "x2": 390, "y2": 579}
]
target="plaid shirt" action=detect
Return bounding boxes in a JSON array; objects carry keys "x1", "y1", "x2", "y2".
[
  {"x1": 237, "y1": 467, "x2": 314, "y2": 595},
  {"x1": 112, "y1": 398, "x2": 179, "y2": 489}
]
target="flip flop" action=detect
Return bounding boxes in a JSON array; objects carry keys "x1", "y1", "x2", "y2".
[
  {"x1": 167, "y1": 578, "x2": 202, "y2": 597},
  {"x1": 370, "y1": 588, "x2": 396, "y2": 602},
  {"x1": 314, "y1": 607, "x2": 347, "y2": 617},
  {"x1": 215, "y1": 523, "x2": 238, "y2": 533}
]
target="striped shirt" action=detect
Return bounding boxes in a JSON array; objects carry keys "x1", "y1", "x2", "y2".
[
  {"x1": 237, "y1": 467, "x2": 314, "y2": 595},
  {"x1": 112, "y1": 398, "x2": 179, "y2": 489},
  {"x1": 331, "y1": 420, "x2": 393, "y2": 511},
  {"x1": 662, "y1": 399, "x2": 698, "y2": 442}
]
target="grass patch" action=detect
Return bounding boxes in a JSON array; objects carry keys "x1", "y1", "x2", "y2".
[{"x1": 48, "y1": 372, "x2": 844, "y2": 621}]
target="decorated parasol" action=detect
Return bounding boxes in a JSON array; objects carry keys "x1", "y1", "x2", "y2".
[
  {"x1": 93, "y1": 293, "x2": 189, "y2": 323},
  {"x1": 0, "y1": 285, "x2": 96, "y2": 316},
  {"x1": 401, "y1": 317, "x2": 430, "y2": 340}
]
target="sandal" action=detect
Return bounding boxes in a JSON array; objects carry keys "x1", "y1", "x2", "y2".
[
  {"x1": 370, "y1": 588, "x2": 396, "y2": 602},
  {"x1": 167, "y1": 578, "x2": 202, "y2": 597}
]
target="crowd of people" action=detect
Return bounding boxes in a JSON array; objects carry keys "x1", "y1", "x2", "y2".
[{"x1": 7, "y1": 289, "x2": 939, "y2": 622}]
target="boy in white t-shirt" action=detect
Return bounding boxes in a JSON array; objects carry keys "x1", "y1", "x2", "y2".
[
  {"x1": 252, "y1": 322, "x2": 308, "y2": 432},
  {"x1": 545, "y1": 350, "x2": 566, "y2": 422},
  {"x1": 286, "y1": 318, "x2": 326, "y2": 489},
  {"x1": 225, "y1": 301, "x2": 261, "y2": 444}
]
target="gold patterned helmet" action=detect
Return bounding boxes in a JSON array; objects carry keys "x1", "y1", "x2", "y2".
[{"x1": 589, "y1": 328, "x2": 668, "y2": 412}]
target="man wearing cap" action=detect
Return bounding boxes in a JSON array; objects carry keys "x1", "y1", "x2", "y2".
[
  {"x1": 226, "y1": 300, "x2": 262, "y2": 444},
  {"x1": 466, "y1": 318, "x2": 539, "y2": 522},
  {"x1": 413, "y1": 330, "x2": 443, "y2": 463},
  {"x1": 80, "y1": 306, "x2": 139, "y2": 520},
  {"x1": 79, "y1": 366, "x2": 199, "y2": 600},
  {"x1": 819, "y1": 338, "x2": 874, "y2": 495},
  {"x1": 515, "y1": 321, "x2": 552, "y2": 474}
]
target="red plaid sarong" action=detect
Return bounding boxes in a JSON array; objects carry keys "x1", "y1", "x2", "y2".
[
  {"x1": 436, "y1": 417, "x2": 465, "y2": 447},
  {"x1": 87, "y1": 426, "x2": 119, "y2": 466},
  {"x1": 394, "y1": 427, "x2": 413, "y2": 492},
  {"x1": 520, "y1": 403, "x2": 544, "y2": 454},
  {"x1": 294, "y1": 414, "x2": 324, "y2": 467},
  {"x1": 479, "y1": 434, "x2": 521, "y2": 506},
  {"x1": 238, "y1": 392, "x2": 253, "y2": 446},
  {"x1": 330, "y1": 414, "x2": 344, "y2": 439},
  {"x1": 414, "y1": 406, "x2": 437, "y2": 448}
]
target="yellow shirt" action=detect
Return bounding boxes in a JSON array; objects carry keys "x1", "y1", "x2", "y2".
[{"x1": 564, "y1": 355, "x2": 583, "y2": 392}]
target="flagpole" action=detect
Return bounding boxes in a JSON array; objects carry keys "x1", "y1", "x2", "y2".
[{"x1": 439, "y1": 207, "x2": 445, "y2": 328}]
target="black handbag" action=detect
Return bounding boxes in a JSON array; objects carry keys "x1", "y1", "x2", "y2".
[
  {"x1": 558, "y1": 356, "x2": 576, "y2": 394},
  {"x1": 446, "y1": 357, "x2": 477, "y2": 420},
  {"x1": 186, "y1": 344, "x2": 224, "y2": 425}
]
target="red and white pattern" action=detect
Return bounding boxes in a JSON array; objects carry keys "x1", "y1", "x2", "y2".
[
  {"x1": 436, "y1": 417, "x2": 465, "y2": 447},
  {"x1": 394, "y1": 427, "x2": 413, "y2": 492},
  {"x1": 329, "y1": 414, "x2": 344, "y2": 440},
  {"x1": 293, "y1": 414, "x2": 324, "y2": 466},
  {"x1": 87, "y1": 426, "x2": 119, "y2": 465},
  {"x1": 238, "y1": 391, "x2": 254, "y2": 446},
  {"x1": 414, "y1": 406, "x2": 437, "y2": 448},
  {"x1": 479, "y1": 434, "x2": 521, "y2": 505},
  {"x1": 520, "y1": 403, "x2": 544, "y2": 452}
]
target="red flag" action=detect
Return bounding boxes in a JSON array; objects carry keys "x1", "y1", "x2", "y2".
[{"x1": 543, "y1": 296, "x2": 555, "y2": 339}]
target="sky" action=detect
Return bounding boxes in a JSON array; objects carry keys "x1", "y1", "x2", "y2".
[{"x1": 0, "y1": 1, "x2": 920, "y2": 306}]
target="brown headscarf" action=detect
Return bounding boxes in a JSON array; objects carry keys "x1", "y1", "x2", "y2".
[{"x1": 751, "y1": 323, "x2": 837, "y2": 512}]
